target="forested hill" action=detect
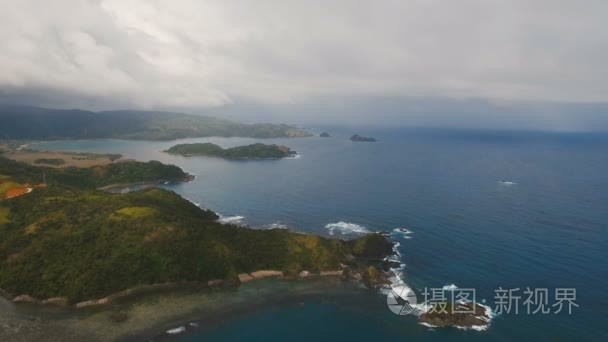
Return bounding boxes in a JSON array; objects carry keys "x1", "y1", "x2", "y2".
[
  {"x1": 0, "y1": 157, "x2": 393, "y2": 303},
  {"x1": 0, "y1": 105, "x2": 311, "y2": 140},
  {"x1": 165, "y1": 143, "x2": 297, "y2": 159}
]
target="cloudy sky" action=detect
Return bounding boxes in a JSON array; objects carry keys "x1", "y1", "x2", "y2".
[{"x1": 1, "y1": 0, "x2": 607, "y2": 128}]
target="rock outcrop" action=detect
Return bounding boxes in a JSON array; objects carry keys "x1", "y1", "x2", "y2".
[{"x1": 418, "y1": 302, "x2": 491, "y2": 329}]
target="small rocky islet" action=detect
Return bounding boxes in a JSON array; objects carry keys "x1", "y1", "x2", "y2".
[{"x1": 350, "y1": 134, "x2": 377, "y2": 142}]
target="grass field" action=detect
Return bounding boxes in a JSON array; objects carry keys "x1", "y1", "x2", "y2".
[
  {"x1": 5, "y1": 151, "x2": 120, "y2": 168},
  {"x1": 0, "y1": 206, "x2": 9, "y2": 226}
]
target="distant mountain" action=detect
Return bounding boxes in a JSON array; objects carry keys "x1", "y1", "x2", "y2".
[{"x1": 0, "y1": 105, "x2": 311, "y2": 140}]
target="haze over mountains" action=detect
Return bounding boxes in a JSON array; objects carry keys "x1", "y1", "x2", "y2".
[
  {"x1": 0, "y1": 105, "x2": 309, "y2": 140},
  {"x1": 2, "y1": 1, "x2": 607, "y2": 132}
]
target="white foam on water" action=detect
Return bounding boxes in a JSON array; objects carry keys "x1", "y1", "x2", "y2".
[
  {"x1": 478, "y1": 303, "x2": 496, "y2": 322},
  {"x1": 442, "y1": 284, "x2": 458, "y2": 291},
  {"x1": 455, "y1": 322, "x2": 491, "y2": 331},
  {"x1": 392, "y1": 242, "x2": 402, "y2": 257},
  {"x1": 499, "y1": 180, "x2": 516, "y2": 185},
  {"x1": 392, "y1": 227, "x2": 413, "y2": 235},
  {"x1": 184, "y1": 197, "x2": 203, "y2": 208},
  {"x1": 383, "y1": 227, "x2": 494, "y2": 332},
  {"x1": 266, "y1": 222, "x2": 288, "y2": 229},
  {"x1": 217, "y1": 215, "x2": 246, "y2": 224},
  {"x1": 452, "y1": 301, "x2": 495, "y2": 331},
  {"x1": 166, "y1": 326, "x2": 186, "y2": 334},
  {"x1": 391, "y1": 227, "x2": 413, "y2": 239},
  {"x1": 286, "y1": 154, "x2": 301, "y2": 159},
  {"x1": 324, "y1": 222, "x2": 371, "y2": 235}
]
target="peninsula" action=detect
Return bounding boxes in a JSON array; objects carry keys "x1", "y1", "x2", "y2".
[
  {"x1": 0, "y1": 156, "x2": 392, "y2": 305},
  {"x1": 164, "y1": 143, "x2": 297, "y2": 159}
]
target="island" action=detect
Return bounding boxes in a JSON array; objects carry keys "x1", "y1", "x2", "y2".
[
  {"x1": 320, "y1": 132, "x2": 331, "y2": 137},
  {"x1": 350, "y1": 134, "x2": 377, "y2": 142},
  {"x1": 418, "y1": 302, "x2": 492, "y2": 329},
  {"x1": 164, "y1": 143, "x2": 297, "y2": 159},
  {"x1": 0, "y1": 156, "x2": 393, "y2": 306}
]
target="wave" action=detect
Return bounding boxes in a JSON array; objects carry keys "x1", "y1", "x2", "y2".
[
  {"x1": 391, "y1": 227, "x2": 413, "y2": 239},
  {"x1": 453, "y1": 300, "x2": 496, "y2": 331},
  {"x1": 442, "y1": 284, "x2": 458, "y2": 291},
  {"x1": 166, "y1": 326, "x2": 186, "y2": 334},
  {"x1": 265, "y1": 222, "x2": 288, "y2": 230},
  {"x1": 324, "y1": 222, "x2": 371, "y2": 235},
  {"x1": 286, "y1": 154, "x2": 301, "y2": 159},
  {"x1": 499, "y1": 180, "x2": 516, "y2": 185},
  {"x1": 217, "y1": 215, "x2": 246, "y2": 225}
]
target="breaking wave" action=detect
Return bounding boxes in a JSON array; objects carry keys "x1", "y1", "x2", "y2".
[
  {"x1": 217, "y1": 215, "x2": 246, "y2": 225},
  {"x1": 391, "y1": 227, "x2": 413, "y2": 239},
  {"x1": 442, "y1": 284, "x2": 458, "y2": 291},
  {"x1": 166, "y1": 326, "x2": 186, "y2": 335},
  {"x1": 324, "y1": 222, "x2": 371, "y2": 235},
  {"x1": 265, "y1": 222, "x2": 288, "y2": 230}
]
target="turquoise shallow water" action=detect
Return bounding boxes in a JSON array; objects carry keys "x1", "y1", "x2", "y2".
[{"x1": 34, "y1": 128, "x2": 608, "y2": 341}]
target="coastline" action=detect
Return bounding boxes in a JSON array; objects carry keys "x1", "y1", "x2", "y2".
[
  {"x1": 163, "y1": 151, "x2": 296, "y2": 160},
  {"x1": 1, "y1": 267, "x2": 353, "y2": 311},
  {"x1": 0, "y1": 276, "x2": 373, "y2": 341},
  {"x1": 1, "y1": 146, "x2": 495, "y2": 339},
  {"x1": 96, "y1": 174, "x2": 195, "y2": 192}
]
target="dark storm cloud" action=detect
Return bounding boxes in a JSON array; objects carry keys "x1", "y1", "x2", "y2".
[{"x1": 1, "y1": 0, "x2": 607, "y2": 129}]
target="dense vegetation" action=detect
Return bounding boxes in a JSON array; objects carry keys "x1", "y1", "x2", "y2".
[
  {"x1": 165, "y1": 143, "x2": 296, "y2": 159},
  {"x1": 0, "y1": 157, "x2": 189, "y2": 189},
  {"x1": 0, "y1": 105, "x2": 311, "y2": 140},
  {"x1": 0, "y1": 158, "x2": 391, "y2": 302}
]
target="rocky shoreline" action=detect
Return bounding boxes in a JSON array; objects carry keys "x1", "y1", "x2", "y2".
[
  {"x1": 0, "y1": 234, "x2": 394, "y2": 310},
  {"x1": 96, "y1": 174, "x2": 195, "y2": 192},
  {"x1": 1, "y1": 233, "x2": 492, "y2": 335},
  {"x1": 419, "y1": 302, "x2": 493, "y2": 330}
]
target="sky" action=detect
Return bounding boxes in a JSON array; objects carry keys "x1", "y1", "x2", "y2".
[{"x1": 1, "y1": 0, "x2": 607, "y2": 130}]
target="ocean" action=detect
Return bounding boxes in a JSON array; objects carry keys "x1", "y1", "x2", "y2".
[{"x1": 32, "y1": 127, "x2": 608, "y2": 341}]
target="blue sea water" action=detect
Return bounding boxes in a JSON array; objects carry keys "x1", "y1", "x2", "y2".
[{"x1": 34, "y1": 128, "x2": 608, "y2": 341}]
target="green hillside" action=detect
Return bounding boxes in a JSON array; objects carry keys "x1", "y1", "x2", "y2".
[
  {"x1": 0, "y1": 157, "x2": 190, "y2": 189},
  {"x1": 0, "y1": 158, "x2": 391, "y2": 303},
  {"x1": 165, "y1": 143, "x2": 296, "y2": 159},
  {"x1": 0, "y1": 105, "x2": 311, "y2": 140}
]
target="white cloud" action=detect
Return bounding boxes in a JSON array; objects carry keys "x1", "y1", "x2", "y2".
[{"x1": 0, "y1": 0, "x2": 607, "y2": 109}]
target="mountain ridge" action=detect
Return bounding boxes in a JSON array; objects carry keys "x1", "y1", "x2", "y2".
[{"x1": 0, "y1": 105, "x2": 311, "y2": 140}]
